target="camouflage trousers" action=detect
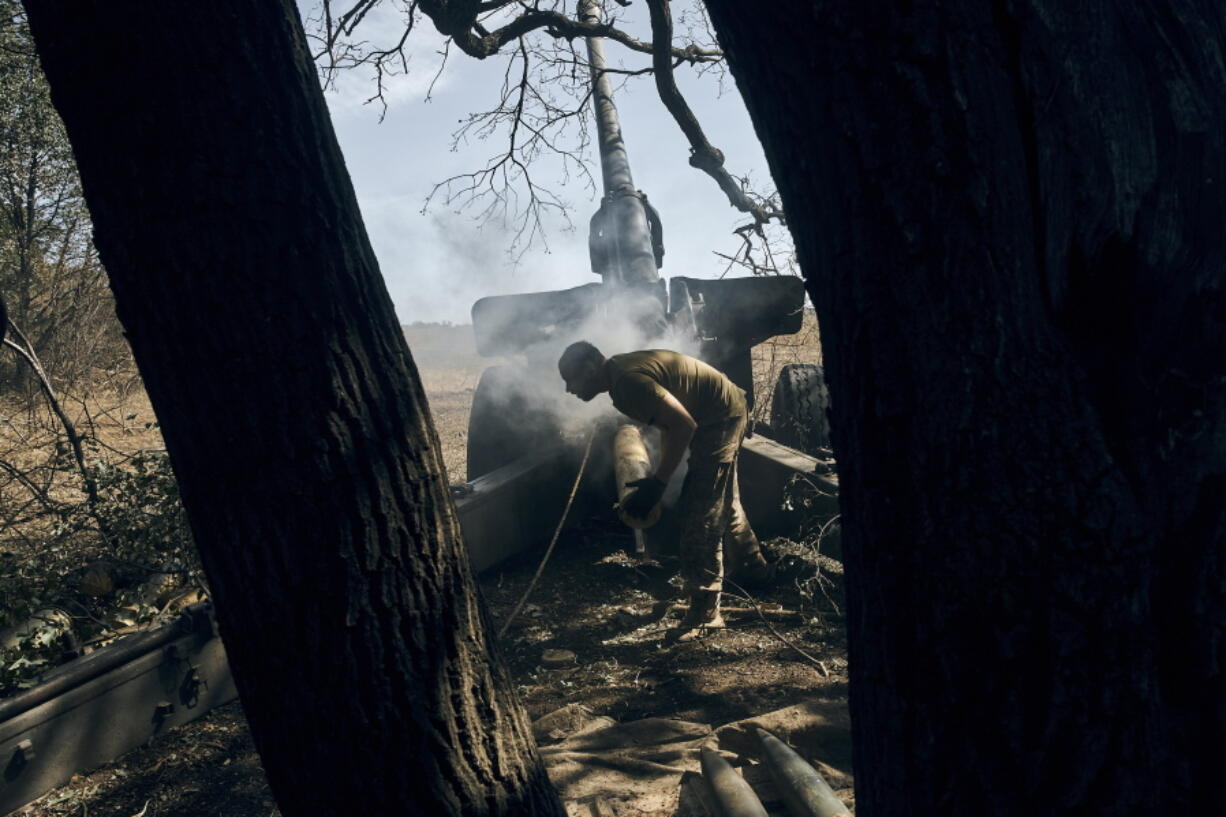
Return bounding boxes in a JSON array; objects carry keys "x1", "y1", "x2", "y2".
[{"x1": 677, "y1": 413, "x2": 767, "y2": 594}]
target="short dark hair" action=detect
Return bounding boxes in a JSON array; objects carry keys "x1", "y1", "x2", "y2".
[{"x1": 558, "y1": 340, "x2": 604, "y2": 375}]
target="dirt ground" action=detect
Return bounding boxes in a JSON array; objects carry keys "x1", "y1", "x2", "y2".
[{"x1": 14, "y1": 318, "x2": 844, "y2": 817}]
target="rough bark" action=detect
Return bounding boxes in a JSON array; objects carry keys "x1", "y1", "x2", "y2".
[
  {"x1": 702, "y1": 1, "x2": 1226, "y2": 814},
  {"x1": 20, "y1": 3, "x2": 564, "y2": 815}
]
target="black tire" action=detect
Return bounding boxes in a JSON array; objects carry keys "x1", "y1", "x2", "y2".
[
  {"x1": 466, "y1": 365, "x2": 561, "y2": 481},
  {"x1": 769, "y1": 363, "x2": 831, "y2": 455}
]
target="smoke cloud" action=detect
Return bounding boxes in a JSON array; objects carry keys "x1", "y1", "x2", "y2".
[{"x1": 467, "y1": 284, "x2": 704, "y2": 509}]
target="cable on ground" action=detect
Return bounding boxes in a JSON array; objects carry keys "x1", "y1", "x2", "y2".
[{"x1": 497, "y1": 430, "x2": 596, "y2": 639}]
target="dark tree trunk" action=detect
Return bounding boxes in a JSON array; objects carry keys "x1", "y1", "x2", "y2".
[
  {"x1": 703, "y1": 1, "x2": 1226, "y2": 814},
  {"x1": 21, "y1": 3, "x2": 564, "y2": 815}
]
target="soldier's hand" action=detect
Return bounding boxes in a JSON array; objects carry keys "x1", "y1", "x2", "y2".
[{"x1": 621, "y1": 476, "x2": 666, "y2": 519}]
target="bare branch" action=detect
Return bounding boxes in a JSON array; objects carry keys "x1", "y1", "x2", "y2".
[
  {"x1": 424, "y1": 35, "x2": 452, "y2": 101},
  {"x1": 643, "y1": 0, "x2": 782, "y2": 228},
  {"x1": 2, "y1": 319, "x2": 109, "y2": 540},
  {"x1": 416, "y1": 1, "x2": 721, "y2": 63},
  {"x1": 422, "y1": 37, "x2": 596, "y2": 256},
  {"x1": 310, "y1": 0, "x2": 421, "y2": 116}
]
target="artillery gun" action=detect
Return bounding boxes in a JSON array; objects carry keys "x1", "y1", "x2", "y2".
[{"x1": 455, "y1": 1, "x2": 838, "y2": 571}]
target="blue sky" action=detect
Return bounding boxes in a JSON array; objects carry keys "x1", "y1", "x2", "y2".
[{"x1": 304, "y1": 2, "x2": 785, "y2": 324}]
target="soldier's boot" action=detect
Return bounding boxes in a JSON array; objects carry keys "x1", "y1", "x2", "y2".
[
  {"x1": 667, "y1": 590, "x2": 725, "y2": 644},
  {"x1": 723, "y1": 524, "x2": 778, "y2": 590}
]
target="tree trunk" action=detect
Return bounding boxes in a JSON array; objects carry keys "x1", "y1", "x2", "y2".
[
  {"x1": 21, "y1": 3, "x2": 564, "y2": 815},
  {"x1": 702, "y1": 1, "x2": 1225, "y2": 814}
]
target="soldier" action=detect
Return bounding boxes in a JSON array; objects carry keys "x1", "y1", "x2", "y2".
[{"x1": 558, "y1": 340, "x2": 794, "y2": 642}]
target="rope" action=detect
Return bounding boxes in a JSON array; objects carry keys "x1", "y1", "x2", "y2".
[{"x1": 497, "y1": 430, "x2": 596, "y2": 639}]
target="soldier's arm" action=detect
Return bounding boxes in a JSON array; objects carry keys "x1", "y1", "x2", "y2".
[{"x1": 652, "y1": 392, "x2": 696, "y2": 483}]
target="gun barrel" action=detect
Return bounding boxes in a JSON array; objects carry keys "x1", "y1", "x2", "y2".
[
  {"x1": 579, "y1": 0, "x2": 659, "y2": 287},
  {"x1": 581, "y1": 6, "x2": 632, "y2": 195}
]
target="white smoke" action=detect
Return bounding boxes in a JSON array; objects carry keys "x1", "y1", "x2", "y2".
[{"x1": 482, "y1": 284, "x2": 705, "y2": 441}]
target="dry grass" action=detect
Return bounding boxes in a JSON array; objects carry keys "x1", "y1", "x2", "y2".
[
  {"x1": 750, "y1": 308, "x2": 823, "y2": 426},
  {"x1": 0, "y1": 383, "x2": 160, "y2": 464},
  {"x1": 0, "y1": 385, "x2": 166, "y2": 601},
  {"x1": 405, "y1": 323, "x2": 488, "y2": 483}
]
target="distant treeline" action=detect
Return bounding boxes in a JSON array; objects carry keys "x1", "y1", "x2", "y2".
[
  {"x1": 401, "y1": 323, "x2": 477, "y2": 362},
  {"x1": 403, "y1": 321, "x2": 472, "y2": 330}
]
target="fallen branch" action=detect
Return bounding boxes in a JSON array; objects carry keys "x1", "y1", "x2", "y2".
[
  {"x1": 721, "y1": 576, "x2": 830, "y2": 675},
  {"x1": 668, "y1": 602, "x2": 803, "y2": 619}
]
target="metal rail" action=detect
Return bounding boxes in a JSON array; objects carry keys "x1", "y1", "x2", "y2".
[{"x1": 0, "y1": 603, "x2": 237, "y2": 815}]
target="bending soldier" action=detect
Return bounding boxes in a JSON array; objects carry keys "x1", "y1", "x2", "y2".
[{"x1": 558, "y1": 341, "x2": 780, "y2": 642}]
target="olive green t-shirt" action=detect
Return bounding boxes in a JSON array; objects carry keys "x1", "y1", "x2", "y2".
[{"x1": 606, "y1": 350, "x2": 746, "y2": 428}]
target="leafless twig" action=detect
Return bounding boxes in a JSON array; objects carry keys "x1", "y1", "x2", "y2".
[
  {"x1": 721, "y1": 575, "x2": 829, "y2": 675},
  {"x1": 2, "y1": 319, "x2": 109, "y2": 539},
  {"x1": 806, "y1": 514, "x2": 842, "y2": 615},
  {"x1": 643, "y1": 0, "x2": 782, "y2": 229}
]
